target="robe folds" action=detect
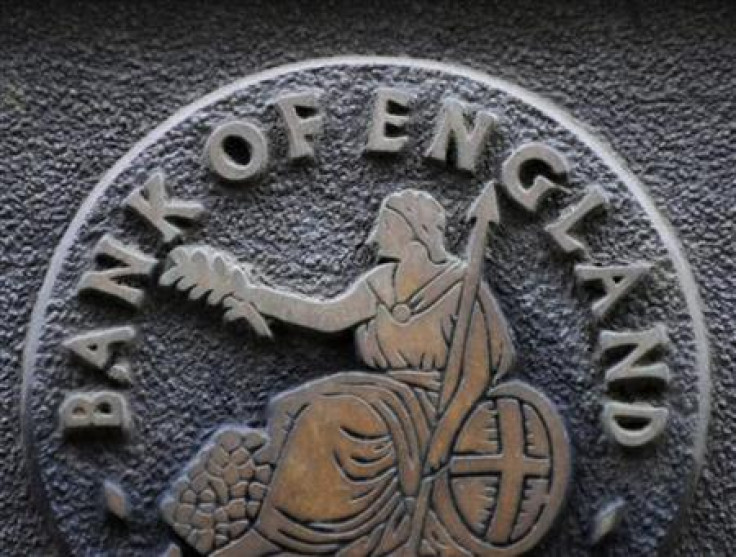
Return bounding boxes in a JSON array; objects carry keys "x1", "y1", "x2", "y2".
[{"x1": 240, "y1": 263, "x2": 515, "y2": 555}]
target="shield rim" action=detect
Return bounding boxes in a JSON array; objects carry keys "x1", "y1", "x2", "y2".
[{"x1": 433, "y1": 380, "x2": 571, "y2": 555}]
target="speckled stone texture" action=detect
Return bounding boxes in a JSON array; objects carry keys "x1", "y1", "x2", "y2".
[{"x1": 0, "y1": 1, "x2": 734, "y2": 556}]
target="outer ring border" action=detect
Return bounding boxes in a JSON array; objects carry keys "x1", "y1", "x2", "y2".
[{"x1": 20, "y1": 55, "x2": 711, "y2": 552}]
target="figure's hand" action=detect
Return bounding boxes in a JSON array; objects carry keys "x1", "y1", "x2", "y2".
[
  {"x1": 223, "y1": 273, "x2": 272, "y2": 338},
  {"x1": 229, "y1": 265, "x2": 260, "y2": 302}
]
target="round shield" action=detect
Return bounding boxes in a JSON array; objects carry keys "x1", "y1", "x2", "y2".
[{"x1": 434, "y1": 381, "x2": 570, "y2": 555}]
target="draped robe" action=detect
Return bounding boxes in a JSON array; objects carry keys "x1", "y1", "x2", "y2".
[{"x1": 222, "y1": 260, "x2": 514, "y2": 556}]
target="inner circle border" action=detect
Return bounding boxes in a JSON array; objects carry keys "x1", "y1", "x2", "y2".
[{"x1": 20, "y1": 55, "x2": 711, "y2": 552}]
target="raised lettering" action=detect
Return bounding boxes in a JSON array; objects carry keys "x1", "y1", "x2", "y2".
[
  {"x1": 77, "y1": 235, "x2": 157, "y2": 308},
  {"x1": 59, "y1": 391, "x2": 131, "y2": 435},
  {"x1": 425, "y1": 98, "x2": 496, "y2": 173},
  {"x1": 275, "y1": 92, "x2": 323, "y2": 160},
  {"x1": 501, "y1": 142, "x2": 570, "y2": 212},
  {"x1": 63, "y1": 325, "x2": 137, "y2": 370},
  {"x1": 599, "y1": 325, "x2": 670, "y2": 386},
  {"x1": 124, "y1": 171, "x2": 204, "y2": 243},
  {"x1": 205, "y1": 120, "x2": 268, "y2": 183},
  {"x1": 545, "y1": 185, "x2": 608, "y2": 255},
  {"x1": 576, "y1": 263, "x2": 651, "y2": 320},
  {"x1": 366, "y1": 87, "x2": 413, "y2": 154},
  {"x1": 602, "y1": 401, "x2": 668, "y2": 447}
]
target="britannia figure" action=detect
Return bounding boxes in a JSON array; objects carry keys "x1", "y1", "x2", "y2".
[{"x1": 160, "y1": 187, "x2": 567, "y2": 556}]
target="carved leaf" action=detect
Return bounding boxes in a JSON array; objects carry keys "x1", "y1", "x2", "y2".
[{"x1": 160, "y1": 245, "x2": 272, "y2": 338}]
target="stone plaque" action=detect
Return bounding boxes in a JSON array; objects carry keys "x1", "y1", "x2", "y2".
[{"x1": 21, "y1": 57, "x2": 709, "y2": 555}]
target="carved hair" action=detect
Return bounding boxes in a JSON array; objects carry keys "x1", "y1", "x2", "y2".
[{"x1": 381, "y1": 189, "x2": 448, "y2": 263}]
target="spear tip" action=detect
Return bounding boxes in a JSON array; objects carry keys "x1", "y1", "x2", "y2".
[{"x1": 467, "y1": 181, "x2": 500, "y2": 226}]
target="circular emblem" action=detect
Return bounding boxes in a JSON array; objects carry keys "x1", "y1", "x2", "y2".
[{"x1": 22, "y1": 57, "x2": 709, "y2": 556}]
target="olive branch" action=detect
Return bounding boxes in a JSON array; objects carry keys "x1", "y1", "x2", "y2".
[{"x1": 159, "y1": 245, "x2": 273, "y2": 338}]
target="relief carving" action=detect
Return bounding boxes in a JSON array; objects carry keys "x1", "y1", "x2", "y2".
[{"x1": 159, "y1": 187, "x2": 570, "y2": 555}]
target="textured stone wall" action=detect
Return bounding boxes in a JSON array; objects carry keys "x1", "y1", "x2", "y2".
[{"x1": 1, "y1": 1, "x2": 734, "y2": 554}]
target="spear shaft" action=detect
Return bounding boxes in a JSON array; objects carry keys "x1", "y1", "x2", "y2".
[
  {"x1": 403, "y1": 183, "x2": 501, "y2": 554},
  {"x1": 438, "y1": 181, "x2": 500, "y2": 413}
]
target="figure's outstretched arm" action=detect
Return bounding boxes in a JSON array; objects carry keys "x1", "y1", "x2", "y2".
[
  {"x1": 161, "y1": 244, "x2": 389, "y2": 336},
  {"x1": 251, "y1": 278, "x2": 377, "y2": 333}
]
